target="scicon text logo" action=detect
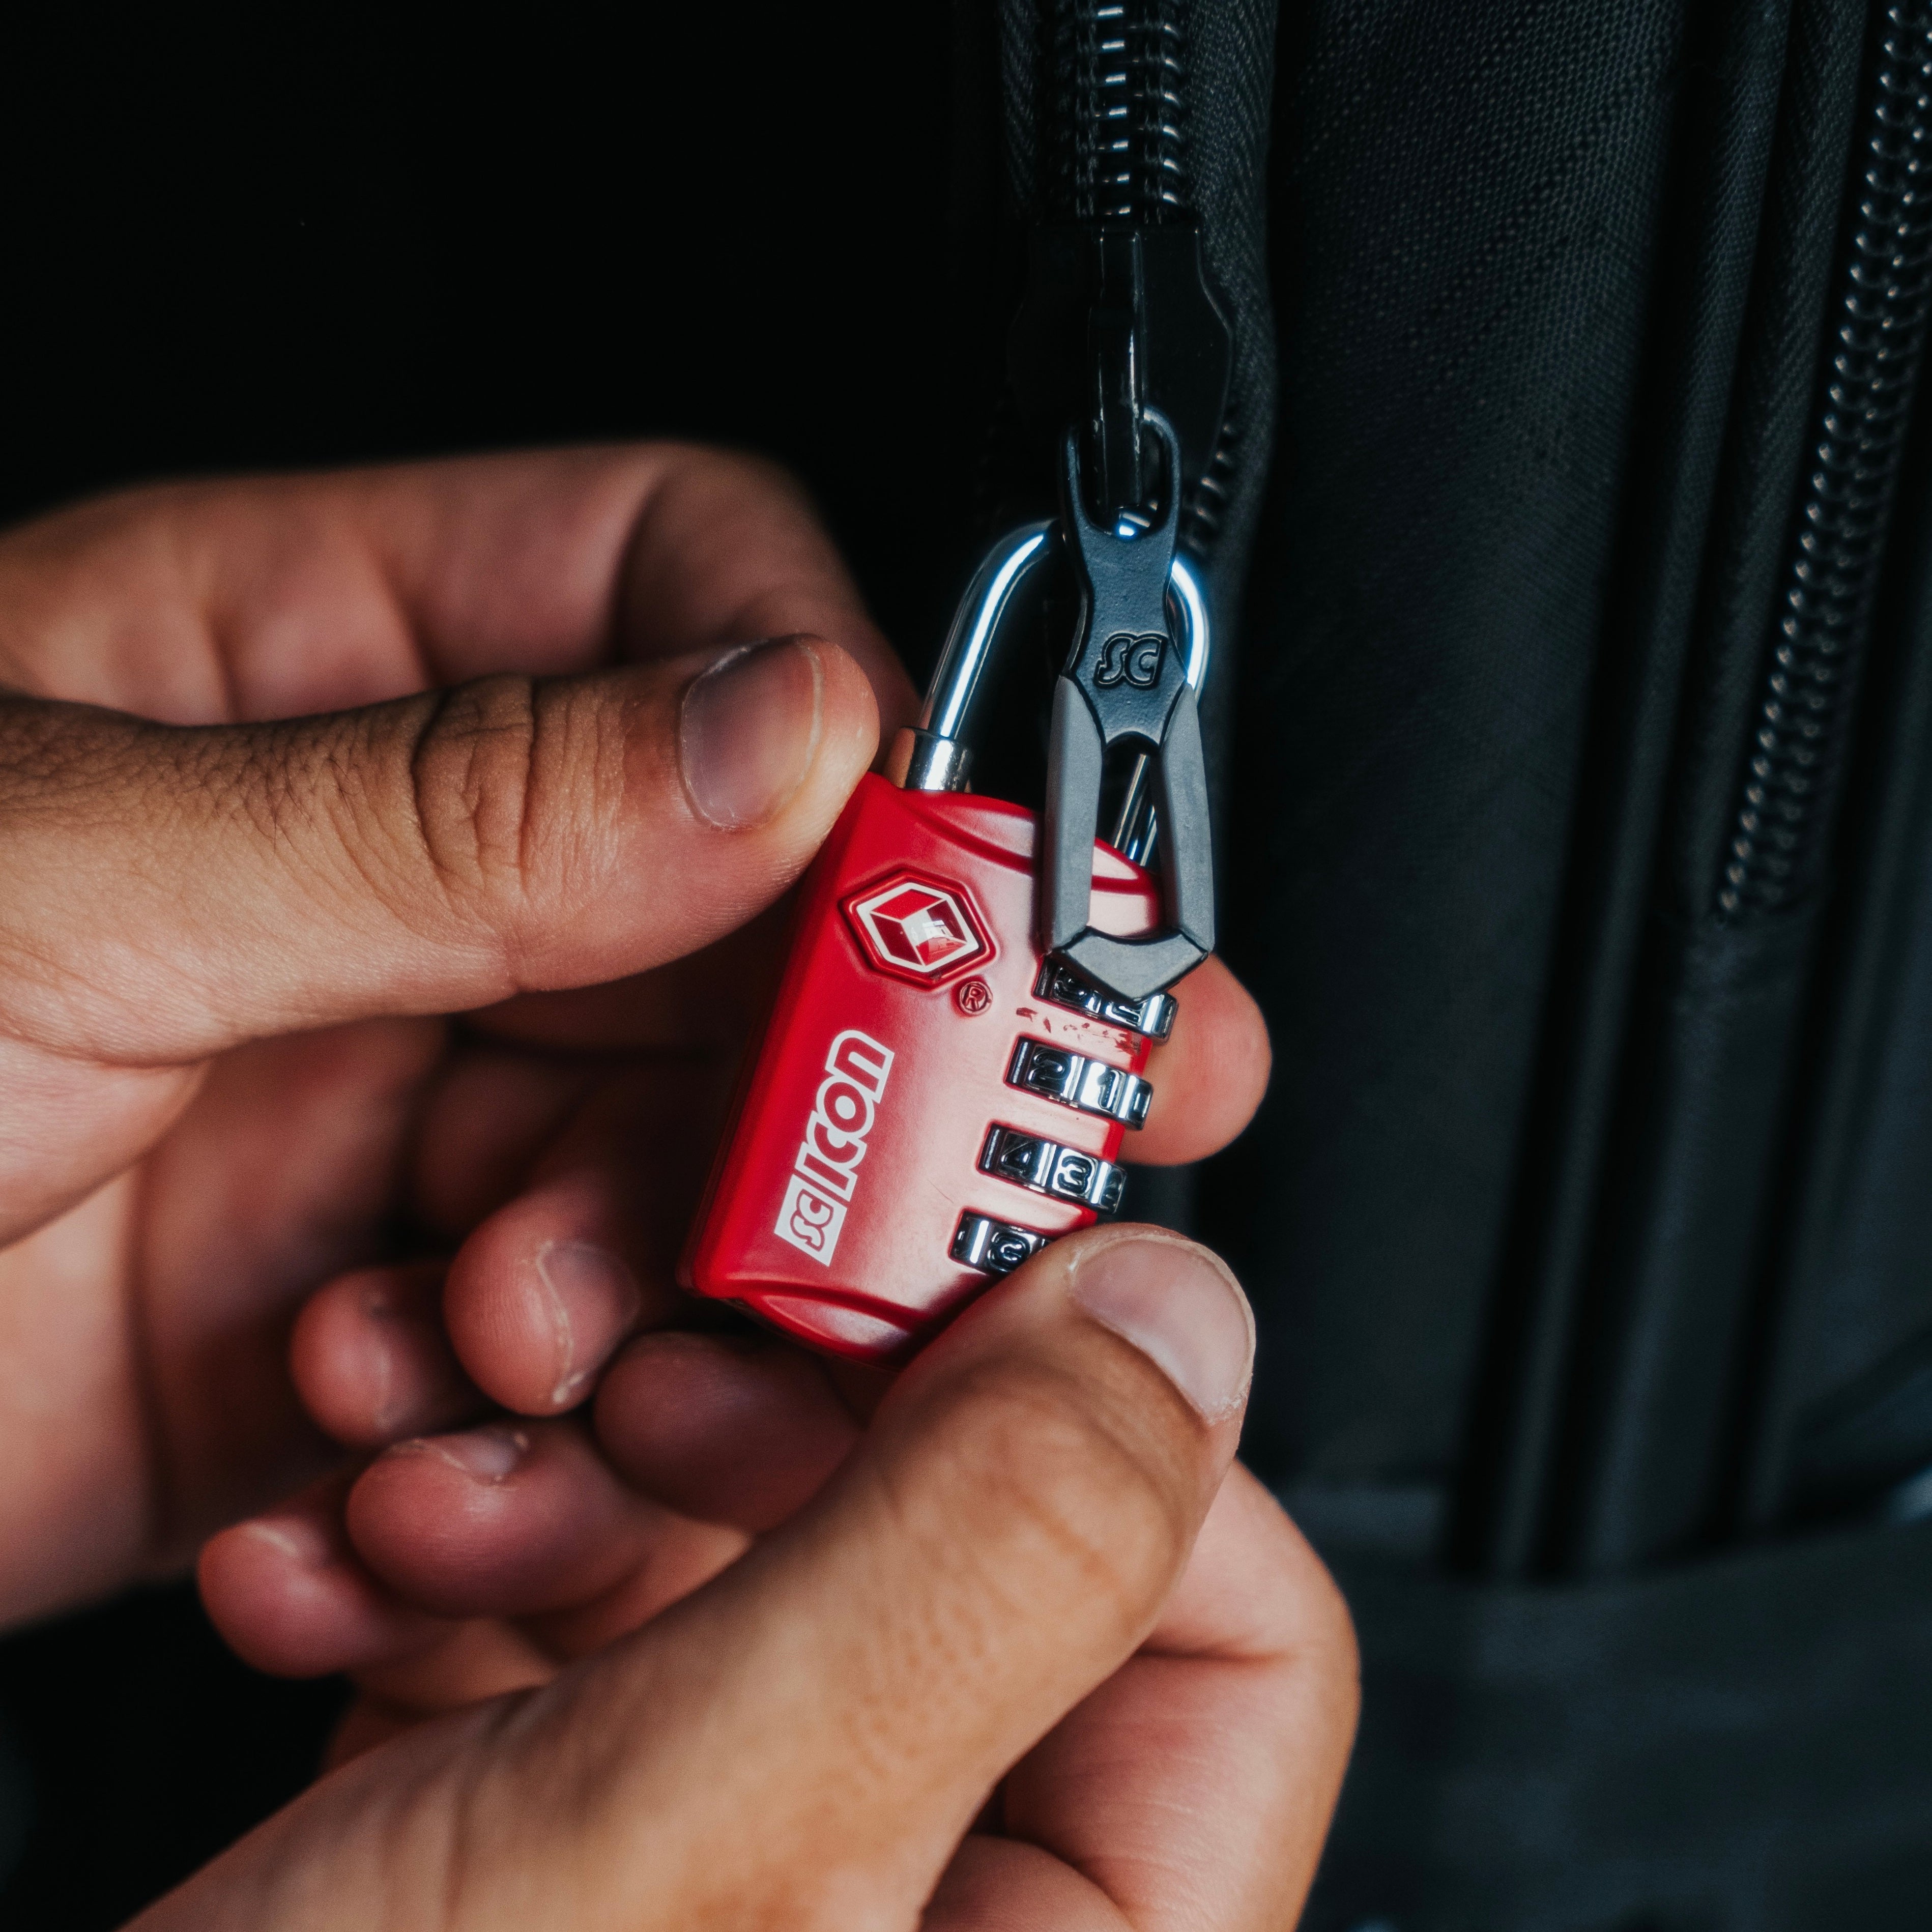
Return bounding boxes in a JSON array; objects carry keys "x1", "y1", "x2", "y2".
[{"x1": 773, "y1": 1029, "x2": 895, "y2": 1266}]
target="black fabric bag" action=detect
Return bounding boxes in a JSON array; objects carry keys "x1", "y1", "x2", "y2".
[{"x1": 965, "y1": 4, "x2": 1932, "y2": 1925}]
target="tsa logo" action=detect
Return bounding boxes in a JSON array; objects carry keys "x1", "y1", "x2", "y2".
[{"x1": 846, "y1": 874, "x2": 990, "y2": 983}]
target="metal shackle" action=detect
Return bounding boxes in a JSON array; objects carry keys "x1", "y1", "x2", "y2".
[{"x1": 884, "y1": 521, "x2": 1209, "y2": 798}]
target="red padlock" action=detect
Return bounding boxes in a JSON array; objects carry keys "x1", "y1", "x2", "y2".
[{"x1": 679, "y1": 519, "x2": 1207, "y2": 1365}]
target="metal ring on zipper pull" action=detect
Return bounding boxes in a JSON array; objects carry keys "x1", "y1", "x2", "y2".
[{"x1": 1042, "y1": 409, "x2": 1215, "y2": 1002}]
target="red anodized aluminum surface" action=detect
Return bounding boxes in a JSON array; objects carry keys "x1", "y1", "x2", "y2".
[{"x1": 679, "y1": 771, "x2": 1160, "y2": 1365}]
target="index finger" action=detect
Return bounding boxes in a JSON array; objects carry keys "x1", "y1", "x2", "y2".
[{"x1": 0, "y1": 445, "x2": 917, "y2": 730}]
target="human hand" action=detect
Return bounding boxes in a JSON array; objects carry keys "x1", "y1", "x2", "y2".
[
  {"x1": 171, "y1": 1229, "x2": 1357, "y2": 1929},
  {"x1": 193, "y1": 909, "x2": 1302, "y2": 1924},
  {"x1": 0, "y1": 446, "x2": 908, "y2": 1625},
  {"x1": 0, "y1": 439, "x2": 1339, "y2": 1924},
  {"x1": 196, "y1": 940, "x2": 1271, "y2": 1700}
]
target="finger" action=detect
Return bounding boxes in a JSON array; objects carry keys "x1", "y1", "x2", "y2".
[
  {"x1": 326, "y1": 1696, "x2": 422, "y2": 1770},
  {"x1": 1130, "y1": 954, "x2": 1272, "y2": 1166},
  {"x1": 994, "y1": 1466, "x2": 1359, "y2": 1932},
  {"x1": 0, "y1": 635, "x2": 878, "y2": 1068},
  {"x1": 329, "y1": 1538, "x2": 749, "y2": 1766},
  {"x1": 439, "y1": 1068, "x2": 726, "y2": 1415},
  {"x1": 592, "y1": 1331, "x2": 860, "y2": 1530},
  {"x1": 133, "y1": 1016, "x2": 446, "y2": 1553},
  {"x1": 327, "y1": 1617, "x2": 565, "y2": 1768},
  {"x1": 147, "y1": 1225, "x2": 1260, "y2": 1929},
  {"x1": 355, "y1": 1618, "x2": 559, "y2": 1715},
  {"x1": 925, "y1": 1837, "x2": 1131, "y2": 1930},
  {"x1": 340, "y1": 1545, "x2": 748, "y2": 1753},
  {"x1": 0, "y1": 1013, "x2": 447, "y2": 1610},
  {"x1": 198, "y1": 1474, "x2": 452, "y2": 1679},
  {"x1": 501, "y1": 1224, "x2": 1256, "y2": 1921},
  {"x1": 343, "y1": 1419, "x2": 739, "y2": 1622},
  {"x1": 290, "y1": 1262, "x2": 480, "y2": 1450},
  {"x1": 0, "y1": 446, "x2": 917, "y2": 730},
  {"x1": 517, "y1": 1521, "x2": 751, "y2": 1662}
]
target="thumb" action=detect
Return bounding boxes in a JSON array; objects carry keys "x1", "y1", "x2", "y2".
[
  {"x1": 134, "y1": 1228, "x2": 1254, "y2": 1931},
  {"x1": 0, "y1": 636, "x2": 877, "y2": 1061},
  {"x1": 608, "y1": 1223, "x2": 1257, "y2": 1923}
]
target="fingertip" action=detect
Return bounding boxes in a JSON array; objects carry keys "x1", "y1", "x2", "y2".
[
  {"x1": 873, "y1": 1223, "x2": 1256, "y2": 1606},
  {"x1": 738, "y1": 633, "x2": 881, "y2": 839},
  {"x1": 806, "y1": 630, "x2": 888, "y2": 763},
  {"x1": 343, "y1": 1419, "x2": 664, "y2": 1619},
  {"x1": 1132, "y1": 956, "x2": 1271, "y2": 1165},
  {"x1": 199, "y1": 1486, "x2": 450, "y2": 1679},
  {"x1": 291, "y1": 1262, "x2": 478, "y2": 1449},
  {"x1": 1061, "y1": 1226, "x2": 1254, "y2": 1429},
  {"x1": 676, "y1": 636, "x2": 875, "y2": 833},
  {"x1": 443, "y1": 1188, "x2": 668, "y2": 1417}
]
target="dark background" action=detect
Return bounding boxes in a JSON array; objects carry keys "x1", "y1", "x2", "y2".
[{"x1": 0, "y1": 11, "x2": 958, "y2": 1924}]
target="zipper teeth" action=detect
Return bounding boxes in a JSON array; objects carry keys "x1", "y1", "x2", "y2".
[
  {"x1": 1179, "y1": 414, "x2": 1238, "y2": 553},
  {"x1": 1048, "y1": 0, "x2": 1191, "y2": 226},
  {"x1": 1718, "y1": 4, "x2": 1932, "y2": 919}
]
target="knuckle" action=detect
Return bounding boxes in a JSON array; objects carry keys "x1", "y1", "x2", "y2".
[
  {"x1": 397, "y1": 675, "x2": 624, "y2": 938},
  {"x1": 407, "y1": 676, "x2": 541, "y2": 893},
  {"x1": 682, "y1": 441, "x2": 812, "y2": 507},
  {"x1": 915, "y1": 1360, "x2": 1195, "y2": 1639}
]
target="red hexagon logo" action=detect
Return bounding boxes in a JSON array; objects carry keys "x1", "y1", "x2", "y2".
[{"x1": 845, "y1": 873, "x2": 991, "y2": 984}]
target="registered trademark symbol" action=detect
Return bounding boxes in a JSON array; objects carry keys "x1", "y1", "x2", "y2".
[{"x1": 955, "y1": 977, "x2": 993, "y2": 1016}]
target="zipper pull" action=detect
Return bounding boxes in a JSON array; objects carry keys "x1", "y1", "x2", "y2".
[{"x1": 1042, "y1": 408, "x2": 1215, "y2": 1002}]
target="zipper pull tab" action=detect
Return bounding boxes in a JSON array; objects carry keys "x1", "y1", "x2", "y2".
[{"x1": 1042, "y1": 408, "x2": 1215, "y2": 1002}]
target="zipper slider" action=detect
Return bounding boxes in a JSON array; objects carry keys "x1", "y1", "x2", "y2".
[
  {"x1": 1010, "y1": 224, "x2": 1231, "y2": 535},
  {"x1": 1087, "y1": 228, "x2": 1150, "y2": 518}
]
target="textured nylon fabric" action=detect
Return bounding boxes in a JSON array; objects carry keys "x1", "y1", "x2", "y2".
[
  {"x1": 1747, "y1": 465, "x2": 1932, "y2": 1521},
  {"x1": 1126, "y1": 0, "x2": 1932, "y2": 1919},
  {"x1": 1660, "y1": 0, "x2": 1866, "y2": 917},
  {"x1": 1504, "y1": 0, "x2": 1871, "y2": 1577},
  {"x1": 1180, "y1": 0, "x2": 1282, "y2": 621},
  {"x1": 1311, "y1": 1519, "x2": 1932, "y2": 1931},
  {"x1": 1208, "y1": 0, "x2": 1700, "y2": 1493},
  {"x1": 1473, "y1": 0, "x2": 1825, "y2": 1577}
]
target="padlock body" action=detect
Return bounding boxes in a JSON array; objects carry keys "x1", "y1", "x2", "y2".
[{"x1": 680, "y1": 772, "x2": 1160, "y2": 1365}]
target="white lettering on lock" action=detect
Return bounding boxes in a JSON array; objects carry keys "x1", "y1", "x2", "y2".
[{"x1": 774, "y1": 1029, "x2": 895, "y2": 1265}]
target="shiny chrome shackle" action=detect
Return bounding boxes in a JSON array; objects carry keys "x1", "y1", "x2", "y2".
[{"x1": 884, "y1": 522, "x2": 1209, "y2": 797}]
